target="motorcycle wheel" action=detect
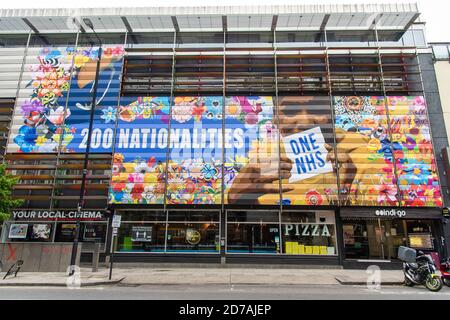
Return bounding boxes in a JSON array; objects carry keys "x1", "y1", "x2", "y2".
[
  {"x1": 443, "y1": 278, "x2": 450, "y2": 287},
  {"x1": 425, "y1": 275, "x2": 443, "y2": 292},
  {"x1": 404, "y1": 277, "x2": 415, "y2": 287}
]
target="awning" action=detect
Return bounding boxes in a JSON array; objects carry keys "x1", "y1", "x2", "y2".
[{"x1": 0, "y1": 3, "x2": 420, "y2": 34}]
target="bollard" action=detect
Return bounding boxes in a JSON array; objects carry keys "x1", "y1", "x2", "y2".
[{"x1": 92, "y1": 242, "x2": 100, "y2": 273}]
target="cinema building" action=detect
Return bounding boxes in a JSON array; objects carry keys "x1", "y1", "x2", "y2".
[{"x1": 0, "y1": 3, "x2": 449, "y2": 268}]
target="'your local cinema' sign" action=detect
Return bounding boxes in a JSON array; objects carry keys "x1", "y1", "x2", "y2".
[{"x1": 12, "y1": 210, "x2": 105, "y2": 221}]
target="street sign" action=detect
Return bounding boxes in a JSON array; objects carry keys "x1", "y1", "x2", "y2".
[
  {"x1": 112, "y1": 215, "x2": 122, "y2": 228},
  {"x1": 112, "y1": 227, "x2": 118, "y2": 236}
]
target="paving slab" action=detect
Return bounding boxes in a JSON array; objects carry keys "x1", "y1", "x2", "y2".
[{"x1": 0, "y1": 267, "x2": 405, "y2": 287}]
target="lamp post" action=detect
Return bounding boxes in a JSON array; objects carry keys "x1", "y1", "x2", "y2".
[{"x1": 69, "y1": 18, "x2": 103, "y2": 276}]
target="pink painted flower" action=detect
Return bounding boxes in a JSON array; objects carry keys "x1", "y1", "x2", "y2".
[{"x1": 244, "y1": 112, "x2": 258, "y2": 125}]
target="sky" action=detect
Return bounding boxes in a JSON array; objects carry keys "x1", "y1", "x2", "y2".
[{"x1": 0, "y1": 0, "x2": 447, "y2": 42}]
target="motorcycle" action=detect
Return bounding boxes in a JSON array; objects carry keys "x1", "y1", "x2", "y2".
[
  {"x1": 401, "y1": 249, "x2": 443, "y2": 292},
  {"x1": 438, "y1": 257, "x2": 450, "y2": 287}
]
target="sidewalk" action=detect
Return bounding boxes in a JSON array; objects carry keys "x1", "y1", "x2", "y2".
[{"x1": 0, "y1": 267, "x2": 405, "y2": 287}]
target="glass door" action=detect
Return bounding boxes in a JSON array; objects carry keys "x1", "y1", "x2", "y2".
[
  {"x1": 380, "y1": 220, "x2": 407, "y2": 260},
  {"x1": 344, "y1": 218, "x2": 407, "y2": 260}
]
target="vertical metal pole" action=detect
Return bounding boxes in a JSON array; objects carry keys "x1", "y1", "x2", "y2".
[
  {"x1": 272, "y1": 30, "x2": 283, "y2": 254},
  {"x1": 163, "y1": 31, "x2": 177, "y2": 253},
  {"x1": 221, "y1": 26, "x2": 226, "y2": 263},
  {"x1": 324, "y1": 29, "x2": 342, "y2": 207},
  {"x1": 69, "y1": 44, "x2": 103, "y2": 276},
  {"x1": 107, "y1": 32, "x2": 128, "y2": 276},
  {"x1": 109, "y1": 232, "x2": 115, "y2": 280}
]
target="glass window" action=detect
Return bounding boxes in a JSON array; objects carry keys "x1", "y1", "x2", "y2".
[
  {"x1": 126, "y1": 32, "x2": 175, "y2": 47},
  {"x1": 168, "y1": 211, "x2": 220, "y2": 222},
  {"x1": 226, "y1": 223, "x2": 280, "y2": 254},
  {"x1": 433, "y1": 45, "x2": 450, "y2": 60},
  {"x1": 276, "y1": 31, "x2": 325, "y2": 47},
  {"x1": 282, "y1": 223, "x2": 336, "y2": 255},
  {"x1": 5, "y1": 222, "x2": 53, "y2": 242},
  {"x1": 343, "y1": 219, "x2": 409, "y2": 260},
  {"x1": 227, "y1": 211, "x2": 279, "y2": 223},
  {"x1": 28, "y1": 33, "x2": 77, "y2": 47},
  {"x1": 77, "y1": 33, "x2": 126, "y2": 46},
  {"x1": 281, "y1": 211, "x2": 336, "y2": 256},
  {"x1": 116, "y1": 222, "x2": 166, "y2": 253},
  {"x1": 166, "y1": 223, "x2": 219, "y2": 253},
  {"x1": 406, "y1": 220, "x2": 435, "y2": 250},
  {"x1": 177, "y1": 32, "x2": 224, "y2": 44},
  {"x1": 226, "y1": 32, "x2": 273, "y2": 44},
  {"x1": 0, "y1": 34, "x2": 29, "y2": 47},
  {"x1": 54, "y1": 222, "x2": 107, "y2": 243},
  {"x1": 118, "y1": 211, "x2": 166, "y2": 222},
  {"x1": 326, "y1": 30, "x2": 377, "y2": 47}
]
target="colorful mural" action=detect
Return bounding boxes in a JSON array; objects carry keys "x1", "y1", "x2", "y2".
[
  {"x1": 8, "y1": 54, "x2": 440, "y2": 209},
  {"x1": 8, "y1": 46, "x2": 124, "y2": 154},
  {"x1": 334, "y1": 96, "x2": 398, "y2": 206},
  {"x1": 109, "y1": 95, "x2": 443, "y2": 208},
  {"x1": 277, "y1": 96, "x2": 339, "y2": 206},
  {"x1": 388, "y1": 96, "x2": 442, "y2": 207},
  {"x1": 110, "y1": 97, "x2": 170, "y2": 205}
]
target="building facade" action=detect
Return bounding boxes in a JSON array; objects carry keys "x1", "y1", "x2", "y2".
[{"x1": 0, "y1": 4, "x2": 448, "y2": 268}]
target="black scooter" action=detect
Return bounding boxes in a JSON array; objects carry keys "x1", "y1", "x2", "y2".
[{"x1": 402, "y1": 249, "x2": 443, "y2": 292}]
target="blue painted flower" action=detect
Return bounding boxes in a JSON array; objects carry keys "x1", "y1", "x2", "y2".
[
  {"x1": 201, "y1": 164, "x2": 218, "y2": 181},
  {"x1": 100, "y1": 107, "x2": 116, "y2": 124},
  {"x1": 14, "y1": 126, "x2": 37, "y2": 153}
]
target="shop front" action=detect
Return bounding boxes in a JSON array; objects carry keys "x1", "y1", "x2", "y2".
[
  {"x1": 1, "y1": 210, "x2": 109, "y2": 254},
  {"x1": 111, "y1": 209, "x2": 339, "y2": 265},
  {"x1": 340, "y1": 208, "x2": 445, "y2": 268}
]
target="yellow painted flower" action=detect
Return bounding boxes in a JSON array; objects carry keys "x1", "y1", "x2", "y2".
[
  {"x1": 144, "y1": 173, "x2": 158, "y2": 184},
  {"x1": 122, "y1": 163, "x2": 135, "y2": 173},
  {"x1": 73, "y1": 54, "x2": 90, "y2": 68},
  {"x1": 35, "y1": 136, "x2": 47, "y2": 146},
  {"x1": 368, "y1": 139, "x2": 381, "y2": 152}
]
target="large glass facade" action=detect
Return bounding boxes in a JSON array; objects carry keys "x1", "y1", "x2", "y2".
[
  {"x1": 0, "y1": 11, "x2": 445, "y2": 263},
  {"x1": 108, "y1": 95, "x2": 442, "y2": 208}
]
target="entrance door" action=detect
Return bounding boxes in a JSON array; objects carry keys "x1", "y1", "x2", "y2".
[
  {"x1": 343, "y1": 219, "x2": 407, "y2": 261},
  {"x1": 226, "y1": 211, "x2": 280, "y2": 254}
]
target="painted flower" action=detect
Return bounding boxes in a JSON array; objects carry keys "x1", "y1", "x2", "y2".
[
  {"x1": 244, "y1": 112, "x2": 259, "y2": 127},
  {"x1": 367, "y1": 139, "x2": 381, "y2": 153},
  {"x1": 101, "y1": 106, "x2": 116, "y2": 124},
  {"x1": 403, "y1": 136, "x2": 417, "y2": 151},
  {"x1": 344, "y1": 96, "x2": 364, "y2": 112},
  {"x1": 119, "y1": 106, "x2": 136, "y2": 122},
  {"x1": 377, "y1": 184, "x2": 398, "y2": 205},
  {"x1": 21, "y1": 99, "x2": 44, "y2": 117},
  {"x1": 14, "y1": 126, "x2": 37, "y2": 153},
  {"x1": 201, "y1": 164, "x2": 218, "y2": 181},
  {"x1": 45, "y1": 106, "x2": 70, "y2": 126},
  {"x1": 114, "y1": 153, "x2": 124, "y2": 164},
  {"x1": 35, "y1": 135, "x2": 47, "y2": 146},
  {"x1": 128, "y1": 173, "x2": 144, "y2": 183},
  {"x1": 226, "y1": 102, "x2": 241, "y2": 118},
  {"x1": 172, "y1": 104, "x2": 193, "y2": 123},
  {"x1": 305, "y1": 190, "x2": 323, "y2": 206},
  {"x1": 112, "y1": 183, "x2": 126, "y2": 193}
]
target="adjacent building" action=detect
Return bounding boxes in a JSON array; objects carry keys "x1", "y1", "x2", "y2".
[{"x1": 0, "y1": 3, "x2": 448, "y2": 268}]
